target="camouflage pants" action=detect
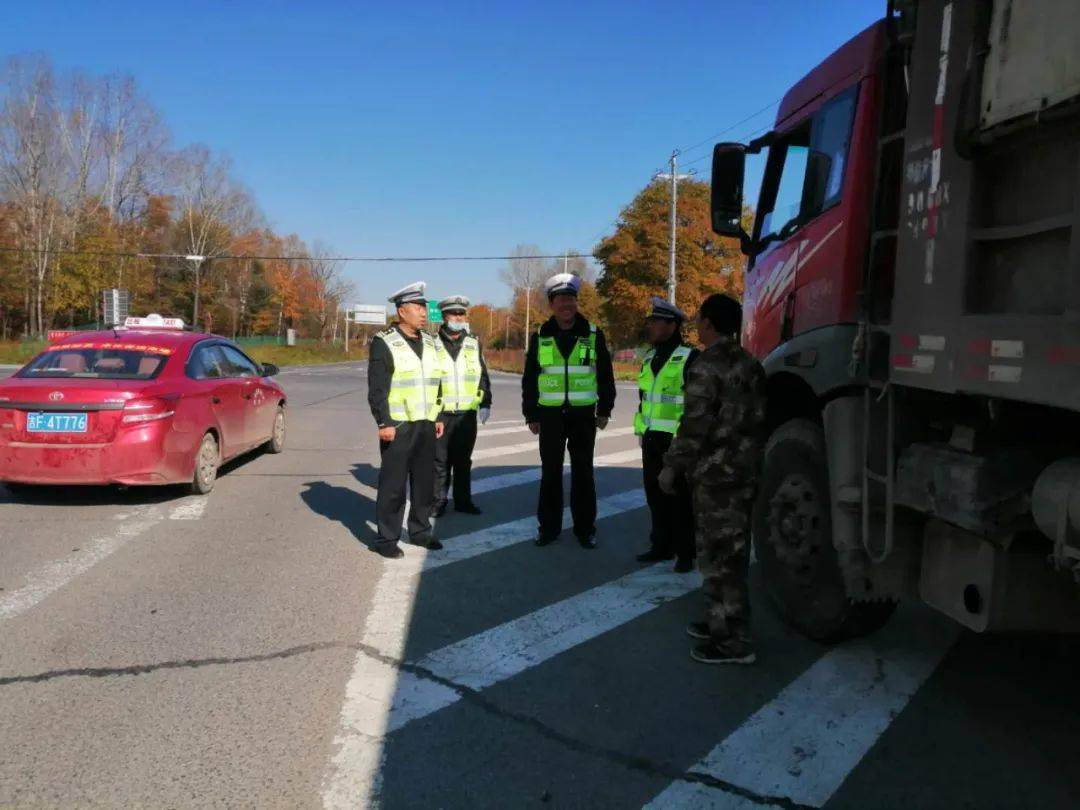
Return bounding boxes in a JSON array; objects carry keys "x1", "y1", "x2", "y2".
[{"x1": 692, "y1": 483, "x2": 754, "y2": 643}]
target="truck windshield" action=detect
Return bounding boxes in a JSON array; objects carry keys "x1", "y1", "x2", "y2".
[
  {"x1": 759, "y1": 140, "x2": 810, "y2": 244},
  {"x1": 19, "y1": 346, "x2": 170, "y2": 380}
]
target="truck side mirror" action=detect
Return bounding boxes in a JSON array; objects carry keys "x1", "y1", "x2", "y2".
[{"x1": 711, "y1": 143, "x2": 753, "y2": 254}]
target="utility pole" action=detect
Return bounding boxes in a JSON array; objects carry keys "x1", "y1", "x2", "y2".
[
  {"x1": 186, "y1": 255, "x2": 205, "y2": 326},
  {"x1": 655, "y1": 154, "x2": 694, "y2": 304},
  {"x1": 344, "y1": 308, "x2": 350, "y2": 354}
]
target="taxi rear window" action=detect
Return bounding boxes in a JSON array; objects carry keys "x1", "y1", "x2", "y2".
[{"x1": 19, "y1": 343, "x2": 172, "y2": 380}]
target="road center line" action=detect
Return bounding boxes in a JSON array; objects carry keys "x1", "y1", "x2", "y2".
[
  {"x1": 0, "y1": 505, "x2": 163, "y2": 622},
  {"x1": 643, "y1": 616, "x2": 961, "y2": 809}
]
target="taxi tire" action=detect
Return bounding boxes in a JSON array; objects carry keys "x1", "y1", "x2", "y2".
[
  {"x1": 266, "y1": 406, "x2": 286, "y2": 454},
  {"x1": 191, "y1": 432, "x2": 220, "y2": 495}
]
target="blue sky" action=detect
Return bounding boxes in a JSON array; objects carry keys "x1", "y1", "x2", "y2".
[{"x1": 0, "y1": 0, "x2": 880, "y2": 306}]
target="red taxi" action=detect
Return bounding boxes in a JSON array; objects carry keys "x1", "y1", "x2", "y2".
[{"x1": 0, "y1": 315, "x2": 286, "y2": 494}]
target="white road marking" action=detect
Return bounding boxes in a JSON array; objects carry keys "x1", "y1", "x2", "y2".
[
  {"x1": 385, "y1": 562, "x2": 700, "y2": 733},
  {"x1": 322, "y1": 487, "x2": 648, "y2": 809},
  {"x1": 470, "y1": 447, "x2": 641, "y2": 496},
  {"x1": 0, "y1": 505, "x2": 163, "y2": 622},
  {"x1": 481, "y1": 419, "x2": 523, "y2": 426},
  {"x1": 169, "y1": 497, "x2": 208, "y2": 520},
  {"x1": 643, "y1": 616, "x2": 960, "y2": 809},
  {"x1": 471, "y1": 426, "x2": 634, "y2": 461},
  {"x1": 475, "y1": 424, "x2": 530, "y2": 438}
]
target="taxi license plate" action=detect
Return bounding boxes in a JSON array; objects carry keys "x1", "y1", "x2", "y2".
[{"x1": 27, "y1": 412, "x2": 88, "y2": 433}]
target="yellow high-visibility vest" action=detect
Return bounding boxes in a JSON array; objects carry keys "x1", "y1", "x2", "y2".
[
  {"x1": 437, "y1": 334, "x2": 483, "y2": 412},
  {"x1": 378, "y1": 328, "x2": 442, "y2": 422},
  {"x1": 634, "y1": 345, "x2": 691, "y2": 435},
  {"x1": 536, "y1": 325, "x2": 598, "y2": 407}
]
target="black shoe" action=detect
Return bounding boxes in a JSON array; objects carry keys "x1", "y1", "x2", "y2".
[
  {"x1": 686, "y1": 621, "x2": 710, "y2": 641},
  {"x1": 636, "y1": 549, "x2": 674, "y2": 563},
  {"x1": 673, "y1": 557, "x2": 694, "y2": 573},
  {"x1": 424, "y1": 537, "x2": 443, "y2": 550},
  {"x1": 534, "y1": 534, "x2": 559, "y2": 547},
  {"x1": 433, "y1": 500, "x2": 448, "y2": 518},
  {"x1": 691, "y1": 639, "x2": 757, "y2": 665},
  {"x1": 454, "y1": 502, "x2": 482, "y2": 515},
  {"x1": 375, "y1": 544, "x2": 404, "y2": 559},
  {"x1": 577, "y1": 533, "x2": 598, "y2": 549}
]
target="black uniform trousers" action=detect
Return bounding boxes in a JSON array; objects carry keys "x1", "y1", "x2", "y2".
[
  {"x1": 537, "y1": 408, "x2": 597, "y2": 540},
  {"x1": 434, "y1": 409, "x2": 478, "y2": 507},
  {"x1": 376, "y1": 420, "x2": 436, "y2": 547},
  {"x1": 641, "y1": 430, "x2": 696, "y2": 563}
]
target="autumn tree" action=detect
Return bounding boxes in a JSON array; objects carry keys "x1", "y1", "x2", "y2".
[{"x1": 594, "y1": 178, "x2": 744, "y2": 348}]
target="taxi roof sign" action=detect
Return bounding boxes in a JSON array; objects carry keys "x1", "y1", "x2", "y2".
[{"x1": 123, "y1": 314, "x2": 186, "y2": 330}]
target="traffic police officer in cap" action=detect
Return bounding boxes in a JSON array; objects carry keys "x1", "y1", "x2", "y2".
[
  {"x1": 522, "y1": 272, "x2": 615, "y2": 548},
  {"x1": 367, "y1": 281, "x2": 445, "y2": 559},
  {"x1": 634, "y1": 296, "x2": 698, "y2": 572},
  {"x1": 433, "y1": 295, "x2": 492, "y2": 516}
]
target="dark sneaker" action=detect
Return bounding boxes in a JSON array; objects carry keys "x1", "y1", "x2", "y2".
[
  {"x1": 424, "y1": 537, "x2": 443, "y2": 550},
  {"x1": 686, "y1": 621, "x2": 710, "y2": 641},
  {"x1": 535, "y1": 534, "x2": 559, "y2": 547},
  {"x1": 577, "y1": 533, "x2": 598, "y2": 549},
  {"x1": 375, "y1": 544, "x2": 404, "y2": 560},
  {"x1": 691, "y1": 639, "x2": 757, "y2": 665},
  {"x1": 433, "y1": 501, "x2": 448, "y2": 518},
  {"x1": 454, "y1": 502, "x2": 483, "y2": 515},
  {"x1": 673, "y1": 557, "x2": 695, "y2": 573},
  {"x1": 636, "y1": 549, "x2": 674, "y2": 563}
]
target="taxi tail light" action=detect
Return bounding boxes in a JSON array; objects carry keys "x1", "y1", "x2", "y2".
[{"x1": 121, "y1": 396, "x2": 177, "y2": 424}]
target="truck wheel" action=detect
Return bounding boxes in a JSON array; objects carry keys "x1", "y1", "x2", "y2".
[
  {"x1": 190, "y1": 432, "x2": 220, "y2": 495},
  {"x1": 265, "y1": 406, "x2": 286, "y2": 454},
  {"x1": 753, "y1": 419, "x2": 896, "y2": 643}
]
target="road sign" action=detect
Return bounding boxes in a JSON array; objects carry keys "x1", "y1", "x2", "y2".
[
  {"x1": 351, "y1": 304, "x2": 387, "y2": 326},
  {"x1": 426, "y1": 300, "x2": 443, "y2": 324},
  {"x1": 102, "y1": 289, "x2": 130, "y2": 327}
]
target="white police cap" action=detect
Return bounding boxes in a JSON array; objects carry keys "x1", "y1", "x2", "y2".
[
  {"x1": 545, "y1": 273, "x2": 580, "y2": 299},
  {"x1": 388, "y1": 281, "x2": 427, "y2": 306},
  {"x1": 646, "y1": 296, "x2": 687, "y2": 322},
  {"x1": 438, "y1": 295, "x2": 470, "y2": 313}
]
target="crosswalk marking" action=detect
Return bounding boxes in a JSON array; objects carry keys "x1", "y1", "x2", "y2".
[
  {"x1": 470, "y1": 447, "x2": 640, "y2": 496},
  {"x1": 471, "y1": 426, "x2": 634, "y2": 461},
  {"x1": 643, "y1": 616, "x2": 960, "y2": 809},
  {"x1": 385, "y1": 563, "x2": 700, "y2": 734},
  {"x1": 475, "y1": 424, "x2": 530, "y2": 437},
  {"x1": 322, "y1": 486, "x2": 648, "y2": 809}
]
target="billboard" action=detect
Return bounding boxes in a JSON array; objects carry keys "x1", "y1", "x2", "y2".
[{"x1": 350, "y1": 304, "x2": 388, "y2": 326}]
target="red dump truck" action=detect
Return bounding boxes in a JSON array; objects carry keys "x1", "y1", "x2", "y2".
[{"x1": 709, "y1": 0, "x2": 1080, "y2": 640}]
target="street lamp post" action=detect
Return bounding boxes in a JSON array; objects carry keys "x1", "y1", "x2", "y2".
[{"x1": 654, "y1": 153, "x2": 695, "y2": 305}]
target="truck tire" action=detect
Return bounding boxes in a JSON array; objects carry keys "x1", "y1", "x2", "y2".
[{"x1": 753, "y1": 418, "x2": 896, "y2": 643}]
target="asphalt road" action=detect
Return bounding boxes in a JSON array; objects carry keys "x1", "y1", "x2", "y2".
[{"x1": 1, "y1": 362, "x2": 1078, "y2": 809}]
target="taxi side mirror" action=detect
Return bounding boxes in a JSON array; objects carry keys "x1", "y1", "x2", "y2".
[{"x1": 261, "y1": 362, "x2": 280, "y2": 377}]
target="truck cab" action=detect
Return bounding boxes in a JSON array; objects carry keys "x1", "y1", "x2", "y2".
[{"x1": 709, "y1": 0, "x2": 1080, "y2": 642}]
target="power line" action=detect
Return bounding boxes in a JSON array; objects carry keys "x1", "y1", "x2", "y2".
[
  {"x1": 674, "y1": 97, "x2": 782, "y2": 158},
  {"x1": 0, "y1": 247, "x2": 587, "y2": 263}
]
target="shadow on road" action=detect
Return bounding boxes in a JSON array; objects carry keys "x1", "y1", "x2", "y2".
[{"x1": 300, "y1": 480, "x2": 377, "y2": 551}]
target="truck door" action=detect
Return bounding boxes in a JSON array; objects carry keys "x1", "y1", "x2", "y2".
[{"x1": 744, "y1": 130, "x2": 811, "y2": 358}]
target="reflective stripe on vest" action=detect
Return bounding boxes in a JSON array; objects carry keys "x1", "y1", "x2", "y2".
[
  {"x1": 437, "y1": 334, "x2": 483, "y2": 412},
  {"x1": 634, "y1": 345, "x2": 691, "y2": 435},
  {"x1": 380, "y1": 329, "x2": 442, "y2": 422},
  {"x1": 536, "y1": 325, "x2": 598, "y2": 407}
]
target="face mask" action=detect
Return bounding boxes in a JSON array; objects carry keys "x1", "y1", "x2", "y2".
[{"x1": 446, "y1": 321, "x2": 469, "y2": 332}]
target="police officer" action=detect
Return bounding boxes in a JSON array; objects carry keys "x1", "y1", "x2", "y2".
[
  {"x1": 433, "y1": 295, "x2": 492, "y2": 516},
  {"x1": 634, "y1": 297, "x2": 699, "y2": 573},
  {"x1": 660, "y1": 294, "x2": 766, "y2": 664},
  {"x1": 367, "y1": 282, "x2": 445, "y2": 559},
  {"x1": 523, "y1": 272, "x2": 616, "y2": 549}
]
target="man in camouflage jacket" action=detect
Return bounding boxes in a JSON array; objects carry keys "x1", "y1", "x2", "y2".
[{"x1": 659, "y1": 294, "x2": 766, "y2": 665}]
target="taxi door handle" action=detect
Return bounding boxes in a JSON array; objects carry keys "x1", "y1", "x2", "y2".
[{"x1": 211, "y1": 396, "x2": 221, "y2": 404}]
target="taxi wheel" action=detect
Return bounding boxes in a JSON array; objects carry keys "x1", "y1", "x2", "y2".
[
  {"x1": 191, "y1": 432, "x2": 220, "y2": 495},
  {"x1": 266, "y1": 406, "x2": 286, "y2": 454}
]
